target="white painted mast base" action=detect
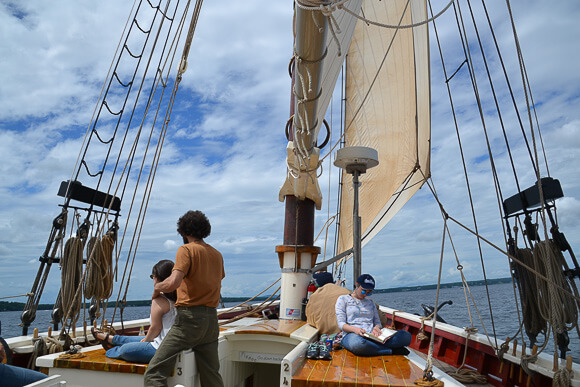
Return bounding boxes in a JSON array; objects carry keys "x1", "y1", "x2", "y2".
[{"x1": 275, "y1": 245, "x2": 320, "y2": 320}]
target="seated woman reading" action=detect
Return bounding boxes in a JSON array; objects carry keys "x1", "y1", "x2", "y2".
[
  {"x1": 92, "y1": 259, "x2": 177, "y2": 363},
  {"x1": 335, "y1": 274, "x2": 411, "y2": 356}
]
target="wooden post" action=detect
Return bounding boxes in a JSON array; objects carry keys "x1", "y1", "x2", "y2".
[
  {"x1": 33, "y1": 328, "x2": 38, "y2": 339},
  {"x1": 509, "y1": 339, "x2": 518, "y2": 379},
  {"x1": 499, "y1": 337, "x2": 509, "y2": 373},
  {"x1": 47, "y1": 326, "x2": 52, "y2": 338},
  {"x1": 518, "y1": 342, "x2": 527, "y2": 383},
  {"x1": 526, "y1": 345, "x2": 537, "y2": 387}
]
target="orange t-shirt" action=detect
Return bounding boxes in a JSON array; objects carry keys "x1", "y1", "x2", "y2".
[{"x1": 173, "y1": 241, "x2": 225, "y2": 308}]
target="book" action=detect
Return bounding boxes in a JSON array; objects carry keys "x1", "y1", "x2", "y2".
[{"x1": 362, "y1": 327, "x2": 397, "y2": 344}]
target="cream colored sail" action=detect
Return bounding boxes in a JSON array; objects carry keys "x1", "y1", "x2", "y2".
[{"x1": 337, "y1": 0, "x2": 431, "y2": 254}]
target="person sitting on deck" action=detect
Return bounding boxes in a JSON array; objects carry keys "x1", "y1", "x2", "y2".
[
  {"x1": 92, "y1": 259, "x2": 177, "y2": 363},
  {"x1": 335, "y1": 274, "x2": 411, "y2": 356}
]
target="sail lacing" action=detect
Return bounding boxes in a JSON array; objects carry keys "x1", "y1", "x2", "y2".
[{"x1": 293, "y1": 48, "x2": 327, "y2": 163}]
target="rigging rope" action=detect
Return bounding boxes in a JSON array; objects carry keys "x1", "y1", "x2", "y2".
[{"x1": 295, "y1": 0, "x2": 454, "y2": 29}]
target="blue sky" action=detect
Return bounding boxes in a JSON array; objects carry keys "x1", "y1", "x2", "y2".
[{"x1": 1, "y1": 0, "x2": 579, "y2": 308}]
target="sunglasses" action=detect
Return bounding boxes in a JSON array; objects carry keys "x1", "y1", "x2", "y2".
[
  {"x1": 361, "y1": 289, "x2": 373, "y2": 296},
  {"x1": 150, "y1": 274, "x2": 155, "y2": 279}
]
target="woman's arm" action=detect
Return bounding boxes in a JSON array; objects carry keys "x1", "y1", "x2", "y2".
[
  {"x1": 141, "y1": 297, "x2": 170, "y2": 342},
  {"x1": 341, "y1": 323, "x2": 366, "y2": 336}
]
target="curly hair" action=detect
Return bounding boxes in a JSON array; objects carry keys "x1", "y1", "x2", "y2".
[
  {"x1": 177, "y1": 210, "x2": 211, "y2": 240},
  {"x1": 151, "y1": 259, "x2": 177, "y2": 302}
]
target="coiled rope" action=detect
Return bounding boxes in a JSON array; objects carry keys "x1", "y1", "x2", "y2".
[
  {"x1": 512, "y1": 247, "x2": 547, "y2": 338},
  {"x1": 27, "y1": 336, "x2": 63, "y2": 370},
  {"x1": 447, "y1": 328, "x2": 488, "y2": 384},
  {"x1": 61, "y1": 237, "x2": 84, "y2": 329},
  {"x1": 533, "y1": 240, "x2": 577, "y2": 333},
  {"x1": 84, "y1": 235, "x2": 115, "y2": 301}
]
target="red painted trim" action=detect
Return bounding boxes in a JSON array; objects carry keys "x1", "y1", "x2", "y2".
[{"x1": 385, "y1": 312, "x2": 554, "y2": 386}]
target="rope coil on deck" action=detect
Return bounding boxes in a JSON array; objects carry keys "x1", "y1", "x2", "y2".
[{"x1": 414, "y1": 370, "x2": 444, "y2": 386}]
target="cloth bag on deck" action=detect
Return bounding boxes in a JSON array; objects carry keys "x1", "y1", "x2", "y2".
[{"x1": 306, "y1": 284, "x2": 350, "y2": 334}]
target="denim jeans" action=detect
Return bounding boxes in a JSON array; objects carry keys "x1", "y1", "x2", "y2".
[
  {"x1": 341, "y1": 330, "x2": 412, "y2": 356},
  {"x1": 105, "y1": 335, "x2": 156, "y2": 363},
  {"x1": 144, "y1": 305, "x2": 224, "y2": 387},
  {"x1": 0, "y1": 363, "x2": 47, "y2": 387}
]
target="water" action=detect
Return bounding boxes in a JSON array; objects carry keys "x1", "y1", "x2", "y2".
[{"x1": 1, "y1": 283, "x2": 578, "y2": 362}]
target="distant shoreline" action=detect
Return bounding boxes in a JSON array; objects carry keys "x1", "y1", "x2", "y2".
[{"x1": 0, "y1": 277, "x2": 512, "y2": 312}]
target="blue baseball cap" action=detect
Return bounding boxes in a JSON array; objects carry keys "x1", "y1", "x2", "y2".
[{"x1": 357, "y1": 274, "x2": 375, "y2": 290}]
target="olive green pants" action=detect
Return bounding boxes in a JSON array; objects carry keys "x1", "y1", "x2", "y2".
[{"x1": 144, "y1": 305, "x2": 224, "y2": 387}]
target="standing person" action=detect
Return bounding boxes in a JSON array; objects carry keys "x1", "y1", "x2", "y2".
[
  {"x1": 144, "y1": 210, "x2": 225, "y2": 387},
  {"x1": 335, "y1": 274, "x2": 411, "y2": 356},
  {"x1": 92, "y1": 260, "x2": 177, "y2": 363}
]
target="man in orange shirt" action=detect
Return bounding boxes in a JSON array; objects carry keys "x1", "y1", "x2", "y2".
[{"x1": 144, "y1": 210, "x2": 225, "y2": 387}]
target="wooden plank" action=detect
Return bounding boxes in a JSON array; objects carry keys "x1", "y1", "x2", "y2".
[
  {"x1": 53, "y1": 348, "x2": 148, "y2": 375},
  {"x1": 292, "y1": 349, "x2": 424, "y2": 386}
]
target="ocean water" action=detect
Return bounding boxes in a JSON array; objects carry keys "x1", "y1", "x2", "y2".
[{"x1": 1, "y1": 283, "x2": 578, "y2": 363}]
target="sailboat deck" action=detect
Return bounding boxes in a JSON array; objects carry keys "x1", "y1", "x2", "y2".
[
  {"x1": 51, "y1": 347, "x2": 148, "y2": 375},
  {"x1": 292, "y1": 349, "x2": 424, "y2": 387}
]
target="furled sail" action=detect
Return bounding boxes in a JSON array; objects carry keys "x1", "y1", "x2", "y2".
[
  {"x1": 279, "y1": 0, "x2": 363, "y2": 209},
  {"x1": 337, "y1": 0, "x2": 431, "y2": 254}
]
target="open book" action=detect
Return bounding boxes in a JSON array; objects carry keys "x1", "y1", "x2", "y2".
[{"x1": 362, "y1": 327, "x2": 397, "y2": 344}]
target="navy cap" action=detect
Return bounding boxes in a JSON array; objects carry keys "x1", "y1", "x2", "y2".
[
  {"x1": 313, "y1": 271, "x2": 334, "y2": 287},
  {"x1": 357, "y1": 274, "x2": 375, "y2": 290}
]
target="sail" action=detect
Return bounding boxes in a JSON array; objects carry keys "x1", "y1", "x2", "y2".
[{"x1": 337, "y1": 0, "x2": 431, "y2": 254}]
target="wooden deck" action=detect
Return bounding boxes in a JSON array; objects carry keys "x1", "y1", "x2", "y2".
[
  {"x1": 292, "y1": 349, "x2": 424, "y2": 387},
  {"x1": 52, "y1": 348, "x2": 148, "y2": 375}
]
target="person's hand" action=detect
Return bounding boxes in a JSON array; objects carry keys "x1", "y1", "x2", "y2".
[
  {"x1": 152, "y1": 288, "x2": 161, "y2": 300},
  {"x1": 372, "y1": 325, "x2": 382, "y2": 337},
  {"x1": 353, "y1": 327, "x2": 366, "y2": 336}
]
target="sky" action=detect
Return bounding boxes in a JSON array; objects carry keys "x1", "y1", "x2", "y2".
[{"x1": 0, "y1": 0, "x2": 579, "y2": 310}]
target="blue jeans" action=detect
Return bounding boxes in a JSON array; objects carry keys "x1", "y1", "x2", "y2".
[
  {"x1": 341, "y1": 330, "x2": 412, "y2": 356},
  {"x1": 0, "y1": 363, "x2": 47, "y2": 387},
  {"x1": 105, "y1": 335, "x2": 156, "y2": 363}
]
